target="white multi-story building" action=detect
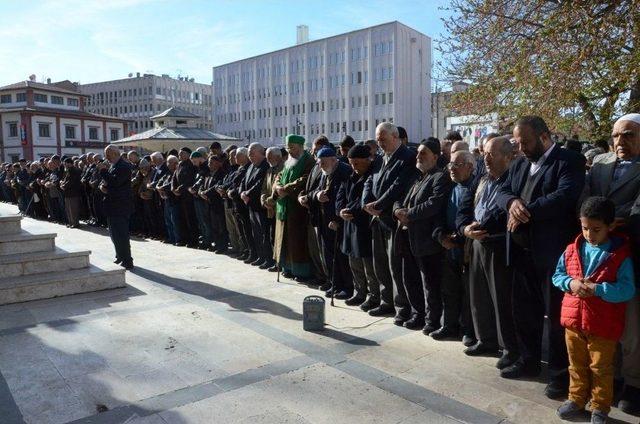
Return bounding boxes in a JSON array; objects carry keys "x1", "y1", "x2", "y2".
[
  {"x1": 213, "y1": 21, "x2": 431, "y2": 146},
  {"x1": 79, "y1": 73, "x2": 213, "y2": 134},
  {"x1": 0, "y1": 79, "x2": 129, "y2": 162}
]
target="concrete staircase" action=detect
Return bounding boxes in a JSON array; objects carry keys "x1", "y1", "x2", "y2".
[{"x1": 0, "y1": 214, "x2": 126, "y2": 305}]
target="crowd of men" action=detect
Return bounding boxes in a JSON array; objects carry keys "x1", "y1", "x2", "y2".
[{"x1": 2, "y1": 114, "x2": 640, "y2": 423}]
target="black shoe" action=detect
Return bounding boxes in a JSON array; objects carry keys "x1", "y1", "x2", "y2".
[
  {"x1": 462, "y1": 335, "x2": 477, "y2": 347},
  {"x1": 237, "y1": 253, "x2": 249, "y2": 261},
  {"x1": 464, "y1": 342, "x2": 500, "y2": 357},
  {"x1": 122, "y1": 262, "x2": 134, "y2": 270},
  {"x1": 345, "y1": 296, "x2": 365, "y2": 306},
  {"x1": 259, "y1": 261, "x2": 274, "y2": 270},
  {"x1": 360, "y1": 298, "x2": 379, "y2": 312},
  {"x1": 422, "y1": 324, "x2": 439, "y2": 335},
  {"x1": 500, "y1": 360, "x2": 541, "y2": 379},
  {"x1": 250, "y1": 258, "x2": 264, "y2": 266},
  {"x1": 333, "y1": 290, "x2": 351, "y2": 300},
  {"x1": 544, "y1": 379, "x2": 569, "y2": 400},
  {"x1": 619, "y1": 385, "x2": 640, "y2": 416},
  {"x1": 403, "y1": 316, "x2": 425, "y2": 330},
  {"x1": 496, "y1": 351, "x2": 520, "y2": 370},
  {"x1": 214, "y1": 248, "x2": 228, "y2": 254},
  {"x1": 429, "y1": 327, "x2": 460, "y2": 341},
  {"x1": 113, "y1": 258, "x2": 122, "y2": 265},
  {"x1": 282, "y1": 271, "x2": 294, "y2": 279},
  {"x1": 244, "y1": 256, "x2": 258, "y2": 264},
  {"x1": 295, "y1": 276, "x2": 311, "y2": 283},
  {"x1": 267, "y1": 265, "x2": 279, "y2": 273},
  {"x1": 368, "y1": 305, "x2": 395, "y2": 317},
  {"x1": 174, "y1": 242, "x2": 186, "y2": 247},
  {"x1": 319, "y1": 283, "x2": 332, "y2": 291},
  {"x1": 393, "y1": 316, "x2": 407, "y2": 327}
]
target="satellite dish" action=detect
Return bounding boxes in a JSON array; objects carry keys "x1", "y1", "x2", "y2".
[
  {"x1": 29, "y1": 74, "x2": 36, "y2": 81},
  {"x1": 128, "y1": 73, "x2": 133, "y2": 77}
]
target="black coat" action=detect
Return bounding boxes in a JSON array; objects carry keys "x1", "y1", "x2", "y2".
[
  {"x1": 171, "y1": 160, "x2": 197, "y2": 199},
  {"x1": 100, "y1": 158, "x2": 133, "y2": 216},
  {"x1": 304, "y1": 163, "x2": 324, "y2": 227},
  {"x1": 362, "y1": 144, "x2": 420, "y2": 231},
  {"x1": 393, "y1": 166, "x2": 453, "y2": 257},
  {"x1": 336, "y1": 166, "x2": 374, "y2": 258},
  {"x1": 240, "y1": 159, "x2": 269, "y2": 211},
  {"x1": 309, "y1": 161, "x2": 352, "y2": 226},
  {"x1": 495, "y1": 146, "x2": 585, "y2": 269}
]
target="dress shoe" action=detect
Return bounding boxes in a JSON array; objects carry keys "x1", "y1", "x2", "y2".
[
  {"x1": 237, "y1": 253, "x2": 249, "y2": 261},
  {"x1": 556, "y1": 400, "x2": 584, "y2": 420},
  {"x1": 500, "y1": 360, "x2": 541, "y2": 379},
  {"x1": 360, "y1": 298, "x2": 380, "y2": 312},
  {"x1": 403, "y1": 316, "x2": 425, "y2": 330},
  {"x1": 333, "y1": 290, "x2": 351, "y2": 300},
  {"x1": 214, "y1": 247, "x2": 228, "y2": 254},
  {"x1": 174, "y1": 242, "x2": 186, "y2": 247},
  {"x1": 619, "y1": 385, "x2": 640, "y2": 416},
  {"x1": 544, "y1": 378, "x2": 569, "y2": 400},
  {"x1": 243, "y1": 256, "x2": 257, "y2": 264},
  {"x1": 113, "y1": 258, "x2": 122, "y2": 265},
  {"x1": 122, "y1": 262, "x2": 134, "y2": 270},
  {"x1": 324, "y1": 287, "x2": 335, "y2": 297},
  {"x1": 250, "y1": 257, "x2": 264, "y2": 266},
  {"x1": 259, "y1": 261, "x2": 274, "y2": 270},
  {"x1": 464, "y1": 342, "x2": 500, "y2": 357},
  {"x1": 591, "y1": 410, "x2": 608, "y2": 424},
  {"x1": 345, "y1": 296, "x2": 365, "y2": 306},
  {"x1": 282, "y1": 271, "x2": 294, "y2": 279},
  {"x1": 368, "y1": 305, "x2": 395, "y2": 317},
  {"x1": 462, "y1": 335, "x2": 477, "y2": 347},
  {"x1": 267, "y1": 265, "x2": 279, "y2": 273},
  {"x1": 496, "y1": 351, "x2": 520, "y2": 370},
  {"x1": 319, "y1": 283, "x2": 332, "y2": 291},
  {"x1": 393, "y1": 316, "x2": 407, "y2": 327},
  {"x1": 429, "y1": 327, "x2": 460, "y2": 341},
  {"x1": 295, "y1": 276, "x2": 311, "y2": 283},
  {"x1": 422, "y1": 324, "x2": 439, "y2": 335}
]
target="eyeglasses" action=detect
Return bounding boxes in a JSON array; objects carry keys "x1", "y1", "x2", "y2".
[{"x1": 447, "y1": 162, "x2": 467, "y2": 169}]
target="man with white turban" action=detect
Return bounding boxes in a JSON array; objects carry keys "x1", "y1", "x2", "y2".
[{"x1": 581, "y1": 112, "x2": 640, "y2": 415}]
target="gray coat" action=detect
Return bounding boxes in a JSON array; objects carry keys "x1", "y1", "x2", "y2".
[{"x1": 583, "y1": 152, "x2": 640, "y2": 218}]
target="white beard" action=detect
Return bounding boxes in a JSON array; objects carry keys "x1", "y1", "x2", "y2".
[
  {"x1": 285, "y1": 156, "x2": 298, "y2": 169},
  {"x1": 321, "y1": 167, "x2": 335, "y2": 176}
]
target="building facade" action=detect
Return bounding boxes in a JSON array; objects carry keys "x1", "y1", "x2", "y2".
[
  {"x1": 0, "y1": 80, "x2": 129, "y2": 162},
  {"x1": 79, "y1": 73, "x2": 213, "y2": 135},
  {"x1": 212, "y1": 21, "x2": 431, "y2": 146}
]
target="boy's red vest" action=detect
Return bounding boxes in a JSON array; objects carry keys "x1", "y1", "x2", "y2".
[{"x1": 560, "y1": 234, "x2": 629, "y2": 341}]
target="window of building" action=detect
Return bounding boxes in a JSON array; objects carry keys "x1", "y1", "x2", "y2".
[
  {"x1": 51, "y1": 96, "x2": 64, "y2": 105},
  {"x1": 364, "y1": 95, "x2": 368, "y2": 107},
  {"x1": 65, "y1": 125, "x2": 76, "y2": 139},
  {"x1": 67, "y1": 98, "x2": 79, "y2": 107},
  {"x1": 381, "y1": 93, "x2": 386, "y2": 105},
  {"x1": 357, "y1": 71, "x2": 362, "y2": 84},
  {"x1": 389, "y1": 92, "x2": 393, "y2": 104},
  {"x1": 8, "y1": 122, "x2": 17, "y2": 137},
  {"x1": 358, "y1": 97, "x2": 362, "y2": 107},
  {"x1": 375, "y1": 94, "x2": 379, "y2": 105},
  {"x1": 34, "y1": 93, "x2": 47, "y2": 102},
  {"x1": 358, "y1": 121, "x2": 362, "y2": 131},
  {"x1": 364, "y1": 120, "x2": 369, "y2": 131},
  {"x1": 351, "y1": 121, "x2": 356, "y2": 132},
  {"x1": 89, "y1": 127, "x2": 99, "y2": 140},
  {"x1": 16, "y1": 93, "x2": 26, "y2": 102},
  {"x1": 0, "y1": 94, "x2": 11, "y2": 103},
  {"x1": 38, "y1": 123, "x2": 50, "y2": 137}
]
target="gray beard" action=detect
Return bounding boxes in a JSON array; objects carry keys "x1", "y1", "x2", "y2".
[{"x1": 285, "y1": 156, "x2": 298, "y2": 168}]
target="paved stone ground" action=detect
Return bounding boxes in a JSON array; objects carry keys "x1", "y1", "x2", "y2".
[{"x1": 0, "y1": 202, "x2": 637, "y2": 424}]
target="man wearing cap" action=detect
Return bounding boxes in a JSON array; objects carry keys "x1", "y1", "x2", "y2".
[
  {"x1": 60, "y1": 157, "x2": 83, "y2": 228},
  {"x1": 363, "y1": 122, "x2": 420, "y2": 320},
  {"x1": 188, "y1": 151, "x2": 211, "y2": 249},
  {"x1": 261, "y1": 147, "x2": 285, "y2": 251},
  {"x1": 309, "y1": 146, "x2": 353, "y2": 297},
  {"x1": 171, "y1": 147, "x2": 199, "y2": 247},
  {"x1": 337, "y1": 144, "x2": 380, "y2": 307},
  {"x1": 581, "y1": 113, "x2": 640, "y2": 414},
  {"x1": 393, "y1": 139, "x2": 453, "y2": 332},
  {"x1": 98, "y1": 145, "x2": 134, "y2": 269},
  {"x1": 200, "y1": 154, "x2": 229, "y2": 253},
  {"x1": 273, "y1": 135, "x2": 315, "y2": 279}
]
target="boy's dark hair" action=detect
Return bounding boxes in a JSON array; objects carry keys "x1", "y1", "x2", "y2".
[{"x1": 580, "y1": 196, "x2": 615, "y2": 225}]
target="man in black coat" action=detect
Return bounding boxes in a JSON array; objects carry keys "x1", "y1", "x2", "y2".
[
  {"x1": 336, "y1": 145, "x2": 380, "y2": 308},
  {"x1": 228, "y1": 148, "x2": 253, "y2": 261},
  {"x1": 241, "y1": 143, "x2": 272, "y2": 268},
  {"x1": 456, "y1": 136, "x2": 518, "y2": 370},
  {"x1": 200, "y1": 154, "x2": 229, "y2": 253},
  {"x1": 171, "y1": 147, "x2": 199, "y2": 247},
  {"x1": 310, "y1": 147, "x2": 353, "y2": 297},
  {"x1": 393, "y1": 139, "x2": 453, "y2": 332},
  {"x1": 99, "y1": 145, "x2": 134, "y2": 269},
  {"x1": 362, "y1": 122, "x2": 420, "y2": 320},
  {"x1": 495, "y1": 116, "x2": 585, "y2": 399}
]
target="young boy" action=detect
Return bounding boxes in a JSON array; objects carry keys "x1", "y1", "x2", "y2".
[{"x1": 552, "y1": 196, "x2": 636, "y2": 423}]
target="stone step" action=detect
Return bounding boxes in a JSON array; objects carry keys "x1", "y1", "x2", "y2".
[
  {"x1": 0, "y1": 265, "x2": 127, "y2": 305},
  {"x1": 0, "y1": 248, "x2": 91, "y2": 278},
  {"x1": 0, "y1": 231, "x2": 56, "y2": 255},
  {"x1": 0, "y1": 214, "x2": 22, "y2": 235}
]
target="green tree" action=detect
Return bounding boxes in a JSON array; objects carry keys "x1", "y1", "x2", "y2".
[{"x1": 439, "y1": 0, "x2": 640, "y2": 139}]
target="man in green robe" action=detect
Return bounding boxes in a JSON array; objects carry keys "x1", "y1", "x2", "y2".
[{"x1": 273, "y1": 135, "x2": 315, "y2": 280}]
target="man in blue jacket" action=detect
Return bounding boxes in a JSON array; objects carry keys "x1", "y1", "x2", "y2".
[
  {"x1": 495, "y1": 116, "x2": 585, "y2": 399},
  {"x1": 98, "y1": 145, "x2": 134, "y2": 270}
]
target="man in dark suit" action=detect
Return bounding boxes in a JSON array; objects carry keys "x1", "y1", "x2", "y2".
[
  {"x1": 241, "y1": 143, "x2": 272, "y2": 268},
  {"x1": 363, "y1": 122, "x2": 420, "y2": 320},
  {"x1": 582, "y1": 113, "x2": 640, "y2": 414},
  {"x1": 99, "y1": 145, "x2": 134, "y2": 269},
  {"x1": 228, "y1": 148, "x2": 253, "y2": 261},
  {"x1": 337, "y1": 144, "x2": 380, "y2": 307},
  {"x1": 200, "y1": 154, "x2": 229, "y2": 253},
  {"x1": 171, "y1": 147, "x2": 199, "y2": 247},
  {"x1": 457, "y1": 136, "x2": 518, "y2": 370},
  {"x1": 393, "y1": 139, "x2": 453, "y2": 332},
  {"x1": 309, "y1": 147, "x2": 353, "y2": 298},
  {"x1": 495, "y1": 116, "x2": 585, "y2": 399}
]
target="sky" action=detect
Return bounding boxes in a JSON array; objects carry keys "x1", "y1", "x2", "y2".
[{"x1": 0, "y1": 0, "x2": 452, "y2": 86}]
